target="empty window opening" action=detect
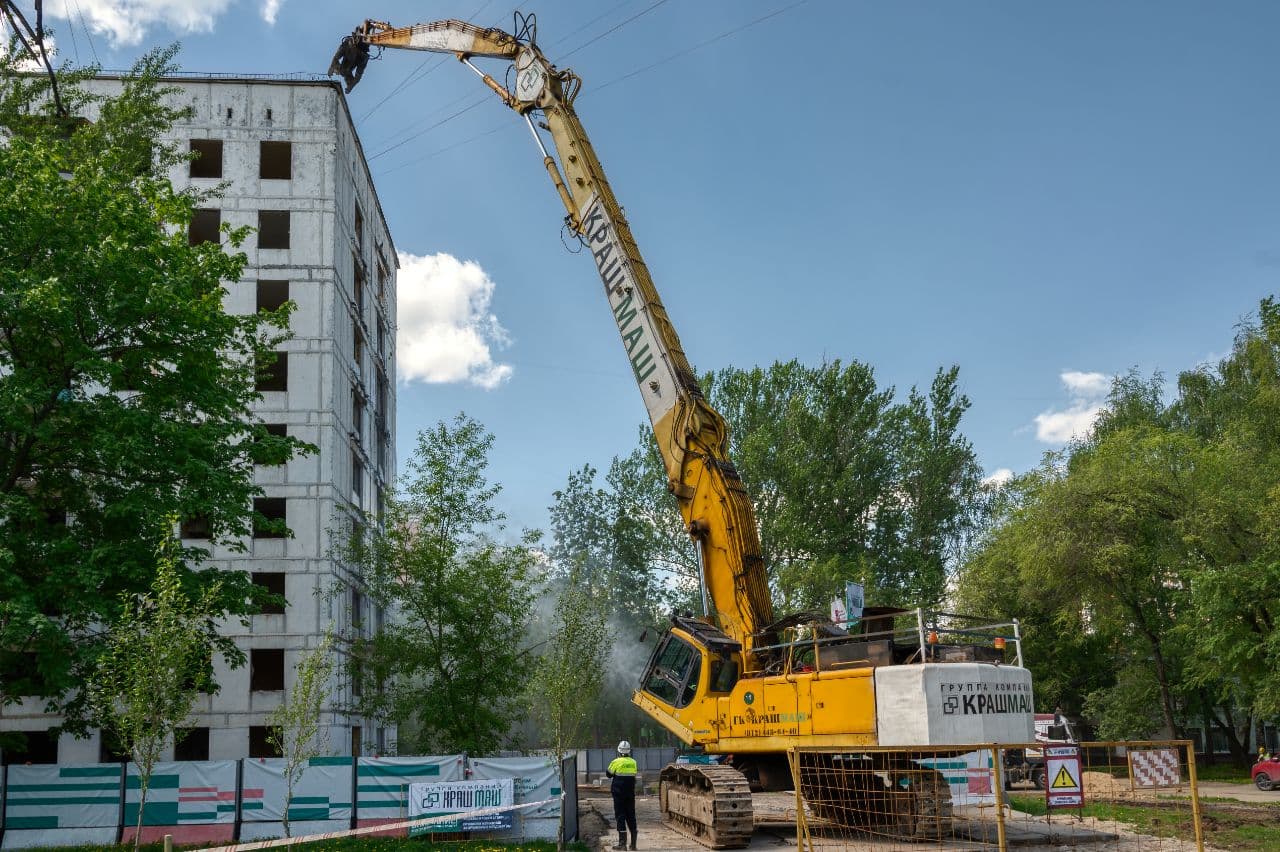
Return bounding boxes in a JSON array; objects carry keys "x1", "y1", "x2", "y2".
[
  {"x1": 257, "y1": 279, "x2": 289, "y2": 312},
  {"x1": 253, "y1": 422, "x2": 289, "y2": 466},
  {"x1": 351, "y1": 586, "x2": 364, "y2": 628},
  {"x1": 351, "y1": 449, "x2": 364, "y2": 500},
  {"x1": 250, "y1": 648, "x2": 285, "y2": 691},
  {"x1": 249, "y1": 726, "x2": 282, "y2": 758},
  {"x1": 252, "y1": 572, "x2": 287, "y2": 615},
  {"x1": 180, "y1": 514, "x2": 211, "y2": 539},
  {"x1": 265, "y1": 108, "x2": 273, "y2": 121},
  {"x1": 99, "y1": 729, "x2": 130, "y2": 763},
  {"x1": 253, "y1": 497, "x2": 287, "y2": 539},
  {"x1": 173, "y1": 728, "x2": 210, "y2": 761},
  {"x1": 351, "y1": 385, "x2": 364, "y2": 440},
  {"x1": 256, "y1": 351, "x2": 288, "y2": 392},
  {"x1": 258, "y1": 210, "x2": 290, "y2": 250},
  {"x1": 3, "y1": 730, "x2": 58, "y2": 765},
  {"x1": 353, "y1": 328, "x2": 364, "y2": 372},
  {"x1": 189, "y1": 139, "x2": 223, "y2": 178},
  {"x1": 260, "y1": 140, "x2": 291, "y2": 179},
  {"x1": 354, "y1": 202, "x2": 364, "y2": 251},
  {"x1": 353, "y1": 261, "x2": 365, "y2": 318},
  {"x1": 189, "y1": 208, "x2": 221, "y2": 245},
  {"x1": 225, "y1": 107, "x2": 233, "y2": 120}
]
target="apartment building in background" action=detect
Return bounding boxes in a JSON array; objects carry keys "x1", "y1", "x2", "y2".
[{"x1": 0, "y1": 75, "x2": 398, "y2": 762}]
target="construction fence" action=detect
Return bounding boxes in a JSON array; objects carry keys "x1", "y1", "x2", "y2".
[
  {"x1": 0, "y1": 753, "x2": 577, "y2": 850},
  {"x1": 790, "y1": 740, "x2": 1203, "y2": 852}
]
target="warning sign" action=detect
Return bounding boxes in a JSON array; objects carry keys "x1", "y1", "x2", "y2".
[{"x1": 1044, "y1": 746, "x2": 1083, "y2": 808}]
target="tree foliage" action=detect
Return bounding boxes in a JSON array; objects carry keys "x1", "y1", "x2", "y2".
[
  {"x1": 350, "y1": 415, "x2": 537, "y2": 755},
  {"x1": 528, "y1": 568, "x2": 611, "y2": 757},
  {"x1": 267, "y1": 629, "x2": 336, "y2": 838},
  {"x1": 571, "y1": 360, "x2": 985, "y2": 615},
  {"x1": 88, "y1": 535, "x2": 220, "y2": 851},
  {"x1": 958, "y1": 296, "x2": 1280, "y2": 762},
  {"x1": 0, "y1": 49, "x2": 310, "y2": 721}
]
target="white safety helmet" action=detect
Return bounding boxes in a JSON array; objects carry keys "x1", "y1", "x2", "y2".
[{"x1": 617, "y1": 740, "x2": 632, "y2": 756}]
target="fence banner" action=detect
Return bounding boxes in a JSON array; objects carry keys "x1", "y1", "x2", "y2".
[
  {"x1": 355, "y1": 755, "x2": 464, "y2": 825},
  {"x1": 124, "y1": 760, "x2": 237, "y2": 825},
  {"x1": 1, "y1": 826, "x2": 118, "y2": 849},
  {"x1": 239, "y1": 819, "x2": 349, "y2": 841},
  {"x1": 917, "y1": 749, "x2": 996, "y2": 806},
  {"x1": 241, "y1": 757, "x2": 353, "y2": 823},
  {"x1": 470, "y1": 756, "x2": 561, "y2": 840},
  {"x1": 3, "y1": 764, "x2": 121, "y2": 829}
]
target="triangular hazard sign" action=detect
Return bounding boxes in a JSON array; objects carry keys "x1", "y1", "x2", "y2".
[{"x1": 1051, "y1": 764, "x2": 1078, "y2": 789}]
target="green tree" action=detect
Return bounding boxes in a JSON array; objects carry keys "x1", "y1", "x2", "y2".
[
  {"x1": 958, "y1": 298, "x2": 1280, "y2": 762},
  {"x1": 351, "y1": 415, "x2": 537, "y2": 755},
  {"x1": 704, "y1": 360, "x2": 985, "y2": 609},
  {"x1": 88, "y1": 535, "x2": 220, "y2": 852},
  {"x1": 0, "y1": 49, "x2": 310, "y2": 722},
  {"x1": 266, "y1": 629, "x2": 336, "y2": 838},
  {"x1": 528, "y1": 570, "x2": 610, "y2": 848}
]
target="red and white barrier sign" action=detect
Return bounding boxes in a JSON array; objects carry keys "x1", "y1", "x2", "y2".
[{"x1": 1045, "y1": 746, "x2": 1083, "y2": 809}]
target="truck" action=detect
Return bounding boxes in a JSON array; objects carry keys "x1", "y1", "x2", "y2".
[{"x1": 330, "y1": 15, "x2": 1037, "y2": 847}]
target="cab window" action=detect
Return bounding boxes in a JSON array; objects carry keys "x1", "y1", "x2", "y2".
[
  {"x1": 708, "y1": 656, "x2": 739, "y2": 693},
  {"x1": 642, "y1": 635, "x2": 702, "y2": 708}
]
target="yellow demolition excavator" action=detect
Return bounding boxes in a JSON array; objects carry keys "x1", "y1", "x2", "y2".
[{"x1": 331, "y1": 15, "x2": 1036, "y2": 848}]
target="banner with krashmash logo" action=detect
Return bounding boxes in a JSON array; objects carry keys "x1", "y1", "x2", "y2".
[{"x1": 407, "y1": 778, "x2": 514, "y2": 834}]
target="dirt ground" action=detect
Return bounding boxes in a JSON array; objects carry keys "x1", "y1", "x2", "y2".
[{"x1": 575, "y1": 787, "x2": 1264, "y2": 852}]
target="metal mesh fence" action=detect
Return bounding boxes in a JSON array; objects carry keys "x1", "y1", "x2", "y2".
[{"x1": 789, "y1": 741, "x2": 1204, "y2": 852}]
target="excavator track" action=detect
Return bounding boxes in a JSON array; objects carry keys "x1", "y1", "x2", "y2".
[
  {"x1": 799, "y1": 754, "x2": 953, "y2": 840},
  {"x1": 658, "y1": 764, "x2": 754, "y2": 849}
]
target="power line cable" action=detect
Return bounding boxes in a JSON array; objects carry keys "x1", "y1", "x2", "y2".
[
  {"x1": 68, "y1": 0, "x2": 98, "y2": 64},
  {"x1": 556, "y1": 0, "x2": 672, "y2": 62},
  {"x1": 544, "y1": 0, "x2": 635, "y2": 49},
  {"x1": 362, "y1": 0, "x2": 665, "y2": 163},
  {"x1": 373, "y1": 0, "x2": 810, "y2": 176},
  {"x1": 590, "y1": 0, "x2": 811, "y2": 95},
  {"x1": 356, "y1": 0, "x2": 496, "y2": 123},
  {"x1": 366, "y1": 97, "x2": 490, "y2": 161},
  {"x1": 60, "y1": 0, "x2": 79, "y2": 63}
]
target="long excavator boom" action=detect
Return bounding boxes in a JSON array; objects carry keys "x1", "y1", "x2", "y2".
[
  {"x1": 334, "y1": 17, "x2": 1040, "y2": 849},
  {"x1": 332, "y1": 17, "x2": 775, "y2": 661}
]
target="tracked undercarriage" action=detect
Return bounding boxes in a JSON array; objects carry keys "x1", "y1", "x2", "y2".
[
  {"x1": 658, "y1": 764, "x2": 754, "y2": 849},
  {"x1": 797, "y1": 753, "x2": 954, "y2": 840},
  {"x1": 658, "y1": 756, "x2": 954, "y2": 848}
]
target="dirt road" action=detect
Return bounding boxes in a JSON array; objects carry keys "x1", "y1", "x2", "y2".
[{"x1": 576, "y1": 791, "x2": 1215, "y2": 852}]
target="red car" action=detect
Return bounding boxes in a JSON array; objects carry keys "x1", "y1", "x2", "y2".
[{"x1": 1253, "y1": 756, "x2": 1280, "y2": 791}]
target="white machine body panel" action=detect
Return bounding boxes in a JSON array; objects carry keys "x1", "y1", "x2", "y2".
[{"x1": 875, "y1": 663, "x2": 1036, "y2": 746}]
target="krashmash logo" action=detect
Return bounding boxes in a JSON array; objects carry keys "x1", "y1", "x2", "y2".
[{"x1": 939, "y1": 680, "x2": 1032, "y2": 715}]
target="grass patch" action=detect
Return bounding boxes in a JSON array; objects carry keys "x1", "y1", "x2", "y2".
[
  {"x1": 1008, "y1": 794, "x2": 1280, "y2": 852},
  {"x1": 29, "y1": 842, "x2": 585, "y2": 852},
  {"x1": 1194, "y1": 762, "x2": 1252, "y2": 783}
]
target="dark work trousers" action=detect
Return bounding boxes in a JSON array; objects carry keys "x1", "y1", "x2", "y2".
[{"x1": 612, "y1": 787, "x2": 637, "y2": 835}]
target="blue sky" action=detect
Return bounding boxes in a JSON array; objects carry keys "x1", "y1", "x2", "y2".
[{"x1": 14, "y1": 0, "x2": 1280, "y2": 533}]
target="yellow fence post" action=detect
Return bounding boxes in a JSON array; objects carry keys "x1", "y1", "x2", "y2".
[
  {"x1": 788, "y1": 749, "x2": 810, "y2": 852},
  {"x1": 990, "y1": 744, "x2": 1008, "y2": 852},
  {"x1": 1185, "y1": 739, "x2": 1204, "y2": 852}
]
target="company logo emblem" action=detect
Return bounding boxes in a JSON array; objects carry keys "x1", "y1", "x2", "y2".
[
  {"x1": 942, "y1": 696, "x2": 960, "y2": 715},
  {"x1": 743, "y1": 691, "x2": 755, "y2": 706}
]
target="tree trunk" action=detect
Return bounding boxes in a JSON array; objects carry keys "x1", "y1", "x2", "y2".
[{"x1": 1132, "y1": 617, "x2": 1179, "y2": 738}]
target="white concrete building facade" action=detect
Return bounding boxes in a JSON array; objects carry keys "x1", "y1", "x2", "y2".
[{"x1": 0, "y1": 75, "x2": 397, "y2": 762}]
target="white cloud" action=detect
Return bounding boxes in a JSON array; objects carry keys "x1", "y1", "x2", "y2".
[
  {"x1": 260, "y1": 0, "x2": 283, "y2": 25},
  {"x1": 982, "y1": 468, "x2": 1014, "y2": 488},
  {"x1": 40, "y1": 0, "x2": 235, "y2": 47},
  {"x1": 395, "y1": 251, "x2": 513, "y2": 390},
  {"x1": 1032, "y1": 369, "x2": 1111, "y2": 443},
  {"x1": 1060, "y1": 370, "x2": 1110, "y2": 398},
  {"x1": 1034, "y1": 402, "x2": 1105, "y2": 443}
]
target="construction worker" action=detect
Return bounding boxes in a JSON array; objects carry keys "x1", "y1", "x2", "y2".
[{"x1": 607, "y1": 740, "x2": 638, "y2": 850}]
